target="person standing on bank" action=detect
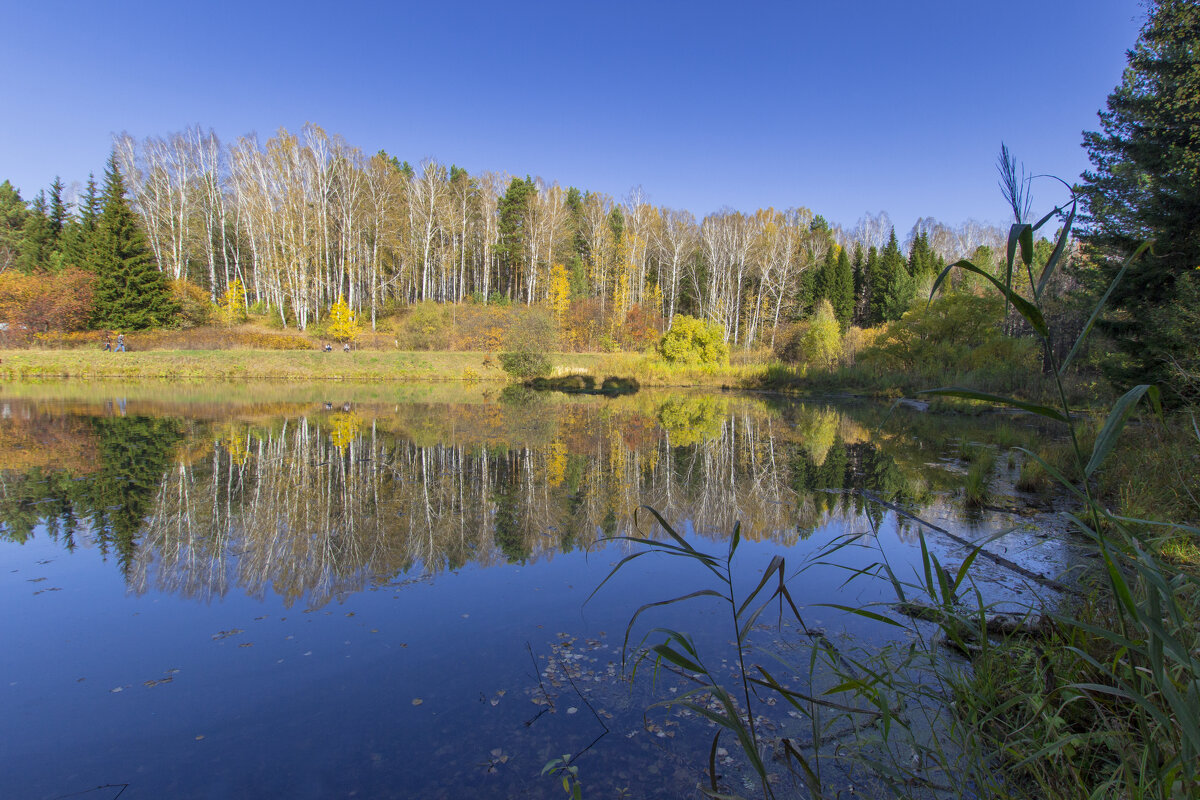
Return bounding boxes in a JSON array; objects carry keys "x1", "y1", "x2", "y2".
[{"x1": 116, "y1": 332, "x2": 125, "y2": 352}]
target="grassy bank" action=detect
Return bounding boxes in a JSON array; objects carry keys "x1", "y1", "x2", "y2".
[{"x1": 0, "y1": 348, "x2": 765, "y2": 386}]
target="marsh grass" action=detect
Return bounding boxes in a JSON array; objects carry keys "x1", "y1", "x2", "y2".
[{"x1": 596, "y1": 168, "x2": 1200, "y2": 799}]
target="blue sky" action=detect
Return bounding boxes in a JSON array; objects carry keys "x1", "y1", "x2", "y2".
[{"x1": 2, "y1": 1, "x2": 1143, "y2": 235}]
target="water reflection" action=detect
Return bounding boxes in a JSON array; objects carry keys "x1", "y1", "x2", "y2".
[{"x1": 1, "y1": 391, "x2": 991, "y2": 607}]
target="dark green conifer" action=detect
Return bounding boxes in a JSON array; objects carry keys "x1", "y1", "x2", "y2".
[
  {"x1": 90, "y1": 155, "x2": 177, "y2": 330},
  {"x1": 832, "y1": 245, "x2": 855, "y2": 330},
  {"x1": 16, "y1": 191, "x2": 52, "y2": 272},
  {"x1": 869, "y1": 229, "x2": 913, "y2": 324}
]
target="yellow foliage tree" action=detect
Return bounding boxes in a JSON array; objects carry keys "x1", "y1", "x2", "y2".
[
  {"x1": 221, "y1": 278, "x2": 247, "y2": 325},
  {"x1": 328, "y1": 295, "x2": 362, "y2": 343},
  {"x1": 548, "y1": 264, "x2": 571, "y2": 321}
]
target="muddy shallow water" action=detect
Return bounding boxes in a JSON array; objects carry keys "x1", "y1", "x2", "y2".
[{"x1": 0, "y1": 383, "x2": 1081, "y2": 799}]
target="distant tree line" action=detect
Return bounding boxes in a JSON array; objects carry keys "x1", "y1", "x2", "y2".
[
  {"x1": 0, "y1": 126, "x2": 1007, "y2": 343},
  {"x1": 0, "y1": 0, "x2": 1195, "y2": 403}
]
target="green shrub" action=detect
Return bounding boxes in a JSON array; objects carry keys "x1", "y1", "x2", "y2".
[
  {"x1": 658, "y1": 315, "x2": 729, "y2": 366},
  {"x1": 498, "y1": 349, "x2": 552, "y2": 379}
]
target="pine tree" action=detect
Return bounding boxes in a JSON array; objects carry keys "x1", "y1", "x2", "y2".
[
  {"x1": 91, "y1": 154, "x2": 177, "y2": 330},
  {"x1": 1079, "y1": 0, "x2": 1200, "y2": 396},
  {"x1": 496, "y1": 176, "x2": 536, "y2": 298}
]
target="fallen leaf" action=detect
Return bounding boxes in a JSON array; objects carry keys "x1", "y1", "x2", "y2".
[{"x1": 412, "y1": 698, "x2": 423, "y2": 706}]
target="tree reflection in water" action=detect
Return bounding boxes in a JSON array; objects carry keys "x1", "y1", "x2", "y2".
[{"x1": 0, "y1": 392, "x2": 975, "y2": 607}]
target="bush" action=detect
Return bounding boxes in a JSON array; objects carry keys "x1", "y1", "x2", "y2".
[
  {"x1": 800, "y1": 299, "x2": 842, "y2": 368},
  {"x1": 498, "y1": 349, "x2": 552, "y2": 379},
  {"x1": 0, "y1": 268, "x2": 95, "y2": 333},
  {"x1": 170, "y1": 279, "x2": 215, "y2": 329},
  {"x1": 658, "y1": 315, "x2": 729, "y2": 366},
  {"x1": 498, "y1": 307, "x2": 557, "y2": 379},
  {"x1": 858, "y1": 292, "x2": 1037, "y2": 375}
]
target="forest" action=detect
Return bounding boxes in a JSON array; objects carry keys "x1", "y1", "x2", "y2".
[{"x1": 0, "y1": 0, "x2": 1196, "y2": 408}]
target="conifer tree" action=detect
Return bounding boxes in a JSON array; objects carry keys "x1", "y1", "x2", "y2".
[
  {"x1": 1079, "y1": 0, "x2": 1200, "y2": 396},
  {"x1": 16, "y1": 191, "x2": 52, "y2": 272},
  {"x1": 47, "y1": 177, "x2": 67, "y2": 246},
  {"x1": 832, "y1": 245, "x2": 855, "y2": 330},
  {"x1": 869, "y1": 229, "x2": 913, "y2": 324},
  {"x1": 60, "y1": 174, "x2": 99, "y2": 270},
  {"x1": 0, "y1": 180, "x2": 28, "y2": 272},
  {"x1": 851, "y1": 243, "x2": 867, "y2": 325},
  {"x1": 90, "y1": 154, "x2": 177, "y2": 330}
]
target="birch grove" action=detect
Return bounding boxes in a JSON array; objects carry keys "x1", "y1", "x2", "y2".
[{"x1": 111, "y1": 123, "x2": 1006, "y2": 347}]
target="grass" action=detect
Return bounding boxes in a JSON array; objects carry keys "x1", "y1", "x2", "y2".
[
  {"x1": 596, "y1": 178, "x2": 1200, "y2": 798},
  {"x1": 963, "y1": 446, "x2": 996, "y2": 508},
  {"x1": 0, "y1": 346, "x2": 766, "y2": 387}
]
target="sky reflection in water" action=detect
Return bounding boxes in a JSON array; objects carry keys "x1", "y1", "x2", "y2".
[{"x1": 0, "y1": 385, "x2": 1068, "y2": 799}]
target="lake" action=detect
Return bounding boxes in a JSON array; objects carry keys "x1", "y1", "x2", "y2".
[{"x1": 0, "y1": 383, "x2": 1082, "y2": 799}]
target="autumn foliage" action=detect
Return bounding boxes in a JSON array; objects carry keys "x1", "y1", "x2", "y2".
[{"x1": 0, "y1": 268, "x2": 95, "y2": 334}]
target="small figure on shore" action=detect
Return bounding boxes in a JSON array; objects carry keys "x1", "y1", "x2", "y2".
[
  {"x1": 115, "y1": 332, "x2": 126, "y2": 352},
  {"x1": 324, "y1": 343, "x2": 332, "y2": 352},
  {"x1": 103, "y1": 334, "x2": 112, "y2": 352},
  {"x1": 343, "y1": 342, "x2": 350, "y2": 352}
]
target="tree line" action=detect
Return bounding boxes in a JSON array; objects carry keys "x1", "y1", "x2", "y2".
[{"x1": 1, "y1": 124, "x2": 1008, "y2": 344}]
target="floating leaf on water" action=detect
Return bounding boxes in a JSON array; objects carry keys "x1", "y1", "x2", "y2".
[
  {"x1": 238, "y1": 643, "x2": 253, "y2": 648},
  {"x1": 567, "y1": 707, "x2": 578, "y2": 715},
  {"x1": 303, "y1": 651, "x2": 312, "y2": 656},
  {"x1": 195, "y1": 735, "x2": 204, "y2": 741},
  {"x1": 412, "y1": 698, "x2": 423, "y2": 706},
  {"x1": 212, "y1": 629, "x2": 244, "y2": 640},
  {"x1": 110, "y1": 687, "x2": 123, "y2": 693}
]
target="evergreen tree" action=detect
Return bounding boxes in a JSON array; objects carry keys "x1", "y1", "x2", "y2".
[
  {"x1": 0, "y1": 180, "x2": 29, "y2": 272},
  {"x1": 851, "y1": 243, "x2": 867, "y2": 325},
  {"x1": 832, "y1": 245, "x2": 855, "y2": 330},
  {"x1": 91, "y1": 154, "x2": 177, "y2": 330},
  {"x1": 61, "y1": 174, "x2": 98, "y2": 270},
  {"x1": 496, "y1": 176, "x2": 536, "y2": 298},
  {"x1": 906, "y1": 231, "x2": 939, "y2": 283},
  {"x1": 869, "y1": 229, "x2": 914, "y2": 324},
  {"x1": 47, "y1": 177, "x2": 67, "y2": 246},
  {"x1": 862, "y1": 245, "x2": 879, "y2": 323},
  {"x1": 16, "y1": 191, "x2": 52, "y2": 272},
  {"x1": 1079, "y1": 0, "x2": 1200, "y2": 397},
  {"x1": 813, "y1": 246, "x2": 836, "y2": 305}
]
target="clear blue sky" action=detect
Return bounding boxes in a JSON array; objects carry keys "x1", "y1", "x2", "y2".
[{"x1": 1, "y1": 0, "x2": 1143, "y2": 235}]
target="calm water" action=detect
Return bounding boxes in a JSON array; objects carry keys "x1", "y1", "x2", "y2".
[{"x1": 0, "y1": 383, "x2": 1076, "y2": 799}]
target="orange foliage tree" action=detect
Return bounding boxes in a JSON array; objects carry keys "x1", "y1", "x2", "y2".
[{"x1": 0, "y1": 268, "x2": 96, "y2": 333}]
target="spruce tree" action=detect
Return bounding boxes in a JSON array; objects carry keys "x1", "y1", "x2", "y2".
[
  {"x1": 1079, "y1": 0, "x2": 1200, "y2": 396},
  {"x1": 869, "y1": 229, "x2": 914, "y2": 324},
  {"x1": 61, "y1": 174, "x2": 99, "y2": 270},
  {"x1": 47, "y1": 177, "x2": 67, "y2": 246},
  {"x1": 0, "y1": 180, "x2": 29, "y2": 271},
  {"x1": 832, "y1": 245, "x2": 855, "y2": 330},
  {"x1": 91, "y1": 155, "x2": 177, "y2": 330},
  {"x1": 851, "y1": 243, "x2": 867, "y2": 325},
  {"x1": 16, "y1": 191, "x2": 52, "y2": 272}
]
